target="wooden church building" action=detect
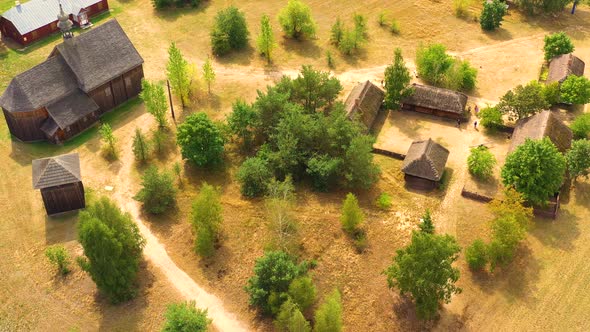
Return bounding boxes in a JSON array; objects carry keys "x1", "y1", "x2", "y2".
[
  {"x1": 0, "y1": 17, "x2": 143, "y2": 143},
  {"x1": 33, "y1": 153, "x2": 85, "y2": 215}
]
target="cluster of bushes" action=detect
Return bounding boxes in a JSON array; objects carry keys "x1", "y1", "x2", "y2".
[
  {"x1": 514, "y1": 0, "x2": 576, "y2": 15},
  {"x1": 571, "y1": 113, "x2": 590, "y2": 139},
  {"x1": 467, "y1": 145, "x2": 497, "y2": 180},
  {"x1": 466, "y1": 189, "x2": 532, "y2": 271},
  {"x1": 415, "y1": 43, "x2": 478, "y2": 92},
  {"x1": 211, "y1": 6, "x2": 250, "y2": 56},
  {"x1": 377, "y1": 11, "x2": 400, "y2": 34},
  {"x1": 162, "y1": 301, "x2": 211, "y2": 332},
  {"x1": 151, "y1": 0, "x2": 200, "y2": 9},
  {"x1": 134, "y1": 165, "x2": 178, "y2": 215},
  {"x1": 480, "y1": 0, "x2": 508, "y2": 31},
  {"x1": 330, "y1": 14, "x2": 368, "y2": 55},
  {"x1": 232, "y1": 66, "x2": 380, "y2": 197}
]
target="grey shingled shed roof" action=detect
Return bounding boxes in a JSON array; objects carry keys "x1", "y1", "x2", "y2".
[
  {"x1": 344, "y1": 80, "x2": 385, "y2": 130},
  {"x1": 0, "y1": 55, "x2": 78, "y2": 113},
  {"x1": 509, "y1": 111, "x2": 573, "y2": 153},
  {"x1": 54, "y1": 19, "x2": 144, "y2": 92},
  {"x1": 1, "y1": 0, "x2": 102, "y2": 35},
  {"x1": 546, "y1": 53, "x2": 585, "y2": 84},
  {"x1": 46, "y1": 89, "x2": 99, "y2": 128},
  {"x1": 402, "y1": 138, "x2": 449, "y2": 182},
  {"x1": 402, "y1": 83, "x2": 467, "y2": 115},
  {"x1": 32, "y1": 153, "x2": 82, "y2": 189}
]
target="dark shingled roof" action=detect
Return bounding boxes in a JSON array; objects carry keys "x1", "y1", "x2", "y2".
[
  {"x1": 0, "y1": 55, "x2": 78, "y2": 113},
  {"x1": 344, "y1": 81, "x2": 385, "y2": 129},
  {"x1": 509, "y1": 110, "x2": 573, "y2": 153},
  {"x1": 402, "y1": 138, "x2": 449, "y2": 182},
  {"x1": 547, "y1": 54, "x2": 585, "y2": 84},
  {"x1": 32, "y1": 153, "x2": 81, "y2": 189},
  {"x1": 54, "y1": 19, "x2": 144, "y2": 92},
  {"x1": 402, "y1": 83, "x2": 467, "y2": 115},
  {"x1": 46, "y1": 89, "x2": 99, "y2": 129}
]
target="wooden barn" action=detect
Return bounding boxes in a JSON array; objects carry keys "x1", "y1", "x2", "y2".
[
  {"x1": 33, "y1": 153, "x2": 85, "y2": 215},
  {"x1": 401, "y1": 83, "x2": 468, "y2": 120},
  {"x1": 0, "y1": 19, "x2": 144, "y2": 143},
  {"x1": 546, "y1": 53, "x2": 585, "y2": 85},
  {"x1": 509, "y1": 110, "x2": 573, "y2": 154},
  {"x1": 0, "y1": 0, "x2": 108, "y2": 46},
  {"x1": 402, "y1": 138, "x2": 449, "y2": 190},
  {"x1": 344, "y1": 80, "x2": 385, "y2": 131}
]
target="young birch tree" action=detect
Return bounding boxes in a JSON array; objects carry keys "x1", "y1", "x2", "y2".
[
  {"x1": 202, "y1": 57, "x2": 216, "y2": 95},
  {"x1": 257, "y1": 14, "x2": 276, "y2": 64},
  {"x1": 140, "y1": 80, "x2": 168, "y2": 128},
  {"x1": 166, "y1": 42, "x2": 191, "y2": 107}
]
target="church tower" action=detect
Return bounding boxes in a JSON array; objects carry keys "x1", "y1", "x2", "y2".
[{"x1": 57, "y1": 3, "x2": 74, "y2": 40}]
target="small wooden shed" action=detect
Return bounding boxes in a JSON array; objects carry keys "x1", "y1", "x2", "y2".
[
  {"x1": 402, "y1": 138, "x2": 449, "y2": 190},
  {"x1": 401, "y1": 84, "x2": 468, "y2": 120},
  {"x1": 33, "y1": 153, "x2": 85, "y2": 215},
  {"x1": 546, "y1": 53, "x2": 585, "y2": 85},
  {"x1": 344, "y1": 80, "x2": 385, "y2": 131}
]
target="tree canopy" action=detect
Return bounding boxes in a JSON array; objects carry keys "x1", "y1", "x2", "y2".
[
  {"x1": 467, "y1": 145, "x2": 497, "y2": 179},
  {"x1": 257, "y1": 14, "x2": 276, "y2": 63},
  {"x1": 497, "y1": 81, "x2": 549, "y2": 121},
  {"x1": 314, "y1": 289, "x2": 343, "y2": 332},
  {"x1": 140, "y1": 79, "x2": 168, "y2": 128},
  {"x1": 560, "y1": 75, "x2": 590, "y2": 105},
  {"x1": 211, "y1": 6, "x2": 250, "y2": 56},
  {"x1": 191, "y1": 183, "x2": 223, "y2": 257},
  {"x1": 177, "y1": 112, "x2": 225, "y2": 167},
  {"x1": 501, "y1": 138, "x2": 566, "y2": 205},
  {"x1": 278, "y1": 0, "x2": 317, "y2": 40},
  {"x1": 166, "y1": 42, "x2": 191, "y2": 107},
  {"x1": 384, "y1": 48, "x2": 413, "y2": 110},
  {"x1": 162, "y1": 301, "x2": 211, "y2": 332},
  {"x1": 543, "y1": 31, "x2": 574, "y2": 61},
  {"x1": 566, "y1": 139, "x2": 590, "y2": 181},
  {"x1": 415, "y1": 43, "x2": 477, "y2": 91},
  {"x1": 480, "y1": 0, "x2": 507, "y2": 31},
  {"x1": 134, "y1": 165, "x2": 177, "y2": 214}
]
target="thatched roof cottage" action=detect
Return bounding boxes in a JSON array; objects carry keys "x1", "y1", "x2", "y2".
[
  {"x1": 546, "y1": 53, "x2": 585, "y2": 85},
  {"x1": 33, "y1": 153, "x2": 85, "y2": 215},
  {"x1": 344, "y1": 80, "x2": 385, "y2": 131},
  {"x1": 509, "y1": 111, "x2": 573, "y2": 154},
  {"x1": 402, "y1": 138, "x2": 450, "y2": 190},
  {"x1": 401, "y1": 83, "x2": 468, "y2": 120}
]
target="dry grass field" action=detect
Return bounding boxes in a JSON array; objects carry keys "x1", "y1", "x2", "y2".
[{"x1": 1, "y1": 0, "x2": 590, "y2": 331}]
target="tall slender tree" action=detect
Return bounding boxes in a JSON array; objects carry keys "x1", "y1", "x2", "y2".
[
  {"x1": 202, "y1": 57, "x2": 216, "y2": 95},
  {"x1": 384, "y1": 48, "x2": 413, "y2": 110},
  {"x1": 257, "y1": 14, "x2": 276, "y2": 64},
  {"x1": 166, "y1": 42, "x2": 191, "y2": 107},
  {"x1": 140, "y1": 80, "x2": 168, "y2": 128},
  {"x1": 132, "y1": 128, "x2": 151, "y2": 162}
]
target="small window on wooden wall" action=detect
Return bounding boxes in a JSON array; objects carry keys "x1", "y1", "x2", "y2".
[
  {"x1": 124, "y1": 77, "x2": 131, "y2": 87},
  {"x1": 105, "y1": 87, "x2": 112, "y2": 97}
]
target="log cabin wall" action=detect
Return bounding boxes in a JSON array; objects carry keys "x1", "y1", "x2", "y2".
[
  {"x1": 2, "y1": 107, "x2": 48, "y2": 141},
  {"x1": 51, "y1": 110, "x2": 100, "y2": 143},
  {"x1": 40, "y1": 182, "x2": 85, "y2": 215},
  {"x1": 89, "y1": 81, "x2": 116, "y2": 113},
  {"x1": 404, "y1": 174, "x2": 438, "y2": 191},
  {"x1": 88, "y1": 64, "x2": 144, "y2": 114}
]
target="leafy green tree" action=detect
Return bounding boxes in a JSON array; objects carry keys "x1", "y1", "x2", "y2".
[
  {"x1": 502, "y1": 137, "x2": 566, "y2": 205},
  {"x1": 480, "y1": 0, "x2": 507, "y2": 31},
  {"x1": 257, "y1": 14, "x2": 276, "y2": 63},
  {"x1": 253, "y1": 85, "x2": 292, "y2": 138},
  {"x1": 162, "y1": 301, "x2": 211, "y2": 332},
  {"x1": 467, "y1": 145, "x2": 496, "y2": 179},
  {"x1": 275, "y1": 298, "x2": 311, "y2": 332},
  {"x1": 490, "y1": 188, "x2": 533, "y2": 230},
  {"x1": 497, "y1": 81, "x2": 549, "y2": 121},
  {"x1": 140, "y1": 80, "x2": 168, "y2": 128},
  {"x1": 542, "y1": 82, "x2": 562, "y2": 106},
  {"x1": 278, "y1": 0, "x2": 317, "y2": 40},
  {"x1": 210, "y1": 6, "x2": 250, "y2": 56},
  {"x1": 132, "y1": 128, "x2": 151, "y2": 163},
  {"x1": 543, "y1": 31, "x2": 574, "y2": 61},
  {"x1": 384, "y1": 48, "x2": 413, "y2": 110},
  {"x1": 566, "y1": 139, "x2": 590, "y2": 181},
  {"x1": 177, "y1": 112, "x2": 225, "y2": 167},
  {"x1": 166, "y1": 42, "x2": 191, "y2": 107},
  {"x1": 487, "y1": 214, "x2": 527, "y2": 270},
  {"x1": 560, "y1": 75, "x2": 590, "y2": 105},
  {"x1": 191, "y1": 183, "x2": 222, "y2": 257},
  {"x1": 237, "y1": 156, "x2": 273, "y2": 197},
  {"x1": 306, "y1": 155, "x2": 341, "y2": 192},
  {"x1": 330, "y1": 18, "x2": 344, "y2": 45},
  {"x1": 340, "y1": 193, "x2": 364, "y2": 235},
  {"x1": 266, "y1": 176, "x2": 299, "y2": 254},
  {"x1": 99, "y1": 123, "x2": 117, "y2": 159},
  {"x1": 571, "y1": 113, "x2": 590, "y2": 139},
  {"x1": 202, "y1": 57, "x2": 216, "y2": 95},
  {"x1": 314, "y1": 289, "x2": 343, "y2": 332},
  {"x1": 45, "y1": 245, "x2": 70, "y2": 275},
  {"x1": 419, "y1": 209, "x2": 435, "y2": 234},
  {"x1": 288, "y1": 276, "x2": 316, "y2": 311},
  {"x1": 478, "y1": 106, "x2": 503, "y2": 130},
  {"x1": 384, "y1": 231, "x2": 461, "y2": 320},
  {"x1": 465, "y1": 239, "x2": 488, "y2": 270},
  {"x1": 228, "y1": 100, "x2": 258, "y2": 148},
  {"x1": 353, "y1": 14, "x2": 368, "y2": 39},
  {"x1": 337, "y1": 29, "x2": 358, "y2": 55},
  {"x1": 416, "y1": 44, "x2": 454, "y2": 86},
  {"x1": 245, "y1": 251, "x2": 303, "y2": 315},
  {"x1": 78, "y1": 197, "x2": 145, "y2": 303},
  {"x1": 446, "y1": 59, "x2": 478, "y2": 91},
  {"x1": 343, "y1": 135, "x2": 380, "y2": 189},
  {"x1": 288, "y1": 65, "x2": 342, "y2": 113},
  {"x1": 134, "y1": 165, "x2": 177, "y2": 214}
]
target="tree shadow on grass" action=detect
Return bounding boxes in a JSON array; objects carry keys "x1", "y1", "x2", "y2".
[
  {"x1": 281, "y1": 37, "x2": 322, "y2": 59},
  {"x1": 482, "y1": 27, "x2": 513, "y2": 42},
  {"x1": 342, "y1": 47, "x2": 369, "y2": 66},
  {"x1": 530, "y1": 208, "x2": 580, "y2": 252},
  {"x1": 214, "y1": 44, "x2": 256, "y2": 66},
  {"x1": 153, "y1": 2, "x2": 211, "y2": 22}
]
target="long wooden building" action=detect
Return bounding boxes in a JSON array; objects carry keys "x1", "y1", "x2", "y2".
[
  {"x1": 0, "y1": 0, "x2": 109, "y2": 46},
  {"x1": 0, "y1": 19, "x2": 144, "y2": 143},
  {"x1": 33, "y1": 153, "x2": 85, "y2": 215},
  {"x1": 401, "y1": 83, "x2": 468, "y2": 120}
]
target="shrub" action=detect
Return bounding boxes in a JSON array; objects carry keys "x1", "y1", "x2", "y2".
[
  {"x1": 162, "y1": 301, "x2": 211, "y2": 332},
  {"x1": 497, "y1": 81, "x2": 549, "y2": 121},
  {"x1": 99, "y1": 123, "x2": 117, "y2": 159},
  {"x1": 306, "y1": 155, "x2": 341, "y2": 192},
  {"x1": 543, "y1": 32, "x2": 574, "y2": 61},
  {"x1": 453, "y1": 0, "x2": 471, "y2": 18},
  {"x1": 480, "y1": 0, "x2": 507, "y2": 31},
  {"x1": 134, "y1": 166, "x2": 177, "y2": 214},
  {"x1": 288, "y1": 276, "x2": 316, "y2": 311},
  {"x1": 560, "y1": 75, "x2": 590, "y2": 105},
  {"x1": 330, "y1": 18, "x2": 344, "y2": 45},
  {"x1": 378, "y1": 11, "x2": 387, "y2": 26},
  {"x1": 570, "y1": 113, "x2": 590, "y2": 139},
  {"x1": 237, "y1": 156, "x2": 273, "y2": 197},
  {"x1": 314, "y1": 290, "x2": 343, "y2": 332},
  {"x1": 45, "y1": 245, "x2": 70, "y2": 275},
  {"x1": 478, "y1": 106, "x2": 504, "y2": 131},
  {"x1": 488, "y1": 214, "x2": 526, "y2": 270},
  {"x1": 227, "y1": 100, "x2": 258, "y2": 148},
  {"x1": 467, "y1": 145, "x2": 496, "y2": 180},
  {"x1": 418, "y1": 209, "x2": 435, "y2": 234},
  {"x1": 389, "y1": 19, "x2": 400, "y2": 34},
  {"x1": 566, "y1": 139, "x2": 590, "y2": 181},
  {"x1": 211, "y1": 6, "x2": 250, "y2": 56},
  {"x1": 542, "y1": 82, "x2": 561, "y2": 106},
  {"x1": 132, "y1": 128, "x2": 151, "y2": 163},
  {"x1": 446, "y1": 59, "x2": 478, "y2": 91},
  {"x1": 326, "y1": 51, "x2": 335, "y2": 68},
  {"x1": 275, "y1": 298, "x2": 311, "y2": 332},
  {"x1": 340, "y1": 193, "x2": 364, "y2": 235},
  {"x1": 375, "y1": 193, "x2": 392, "y2": 210},
  {"x1": 177, "y1": 113, "x2": 225, "y2": 167},
  {"x1": 278, "y1": 0, "x2": 317, "y2": 40},
  {"x1": 191, "y1": 183, "x2": 222, "y2": 257},
  {"x1": 416, "y1": 44, "x2": 454, "y2": 86},
  {"x1": 78, "y1": 197, "x2": 145, "y2": 303},
  {"x1": 465, "y1": 239, "x2": 488, "y2": 270}
]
